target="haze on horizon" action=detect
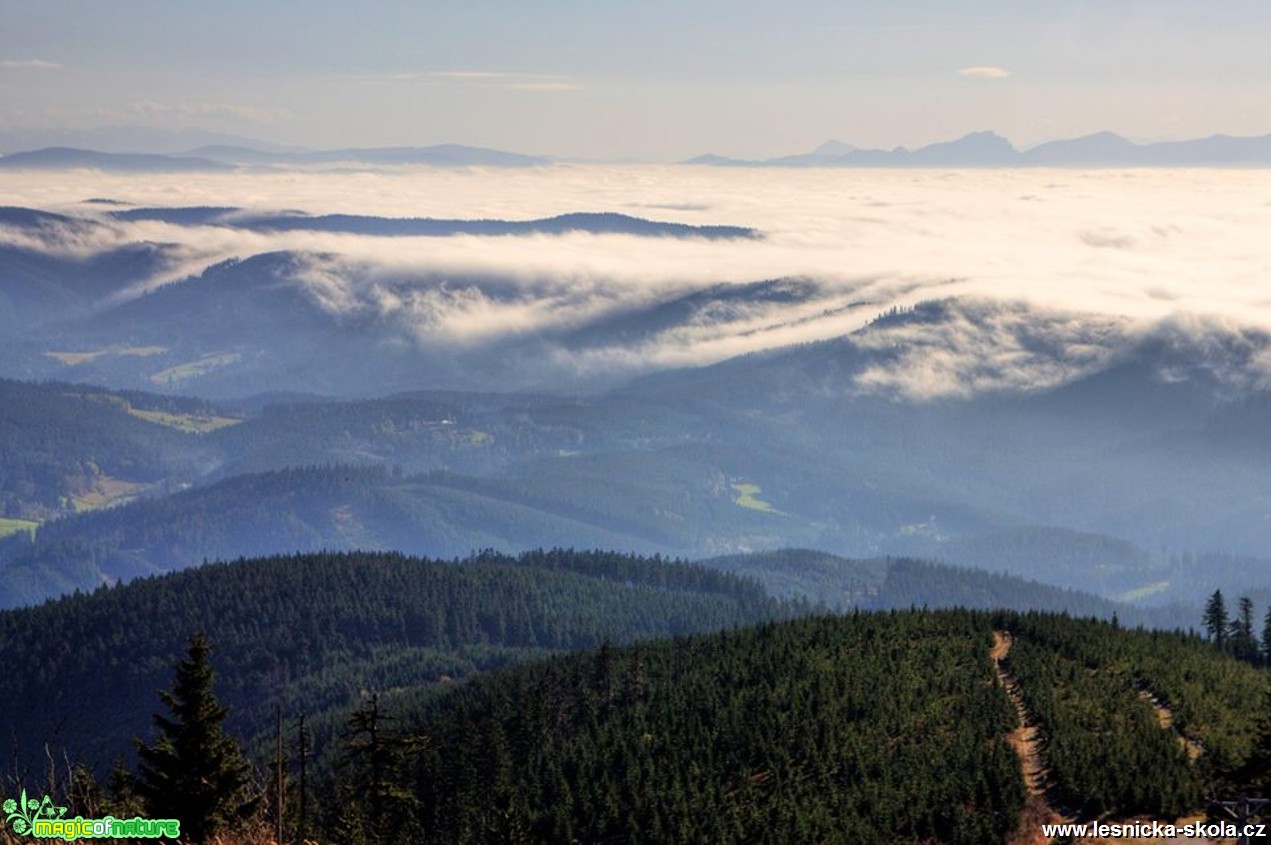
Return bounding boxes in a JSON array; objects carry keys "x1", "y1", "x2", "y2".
[{"x1": 3, "y1": 1, "x2": 1271, "y2": 160}]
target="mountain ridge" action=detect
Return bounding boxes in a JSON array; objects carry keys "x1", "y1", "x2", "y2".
[{"x1": 687, "y1": 129, "x2": 1271, "y2": 167}]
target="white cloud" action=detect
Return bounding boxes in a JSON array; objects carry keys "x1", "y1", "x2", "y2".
[
  {"x1": 5, "y1": 165, "x2": 1271, "y2": 394},
  {"x1": 0, "y1": 59, "x2": 61, "y2": 70},
  {"x1": 958, "y1": 66, "x2": 1011, "y2": 80}
]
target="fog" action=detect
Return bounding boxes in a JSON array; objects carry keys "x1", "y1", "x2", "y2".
[{"x1": 3, "y1": 165, "x2": 1270, "y2": 396}]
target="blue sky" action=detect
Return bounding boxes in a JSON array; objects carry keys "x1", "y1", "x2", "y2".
[{"x1": 3, "y1": 0, "x2": 1270, "y2": 158}]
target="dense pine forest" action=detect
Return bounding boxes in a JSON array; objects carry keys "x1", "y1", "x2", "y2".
[
  {"x1": 391, "y1": 611, "x2": 1026, "y2": 845},
  {"x1": 0, "y1": 549, "x2": 785, "y2": 782},
  {"x1": 1001, "y1": 612, "x2": 1266, "y2": 816},
  {"x1": 7, "y1": 596, "x2": 1268, "y2": 845},
  {"x1": 331, "y1": 610, "x2": 1265, "y2": 845},
  {"x1": 7, "y1": 357, "x2": 1271, "y2": 844}
]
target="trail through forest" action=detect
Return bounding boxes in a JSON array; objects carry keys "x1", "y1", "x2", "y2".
[
  {"x1": 1136, "y1": 686, "x2": 1205, "y2": 761},
  {"x1": 992, "y1": 630, "x2": 1074, "y2": 845},
  {"x1": 991, "y1": 631, "x2": 1221, "y2": 845}
]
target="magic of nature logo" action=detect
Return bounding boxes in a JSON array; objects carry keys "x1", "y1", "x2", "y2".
[{"x1": 3, "y1": 788, "x2": 179, "y2": 840}]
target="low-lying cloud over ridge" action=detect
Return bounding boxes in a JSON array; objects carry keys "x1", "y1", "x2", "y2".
[{"x1": 3, "y1": 165, "x2": 1271, "y2": 397}]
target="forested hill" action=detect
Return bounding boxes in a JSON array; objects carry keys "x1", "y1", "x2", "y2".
[
  {"x1": 704, "y1": 549, "x2": 1128, "y2": 615},
  {"x1": 341, "y1": 610, "x2": 1268, "y2": 845},
  {"x1": 0, "y1": 378, "x2": 217, "y2": 522},
  {"x1": 0, "y1": 465, "x2": 682, "y2": 608},
  {"x1": 0, "y1": 549, "x2": 784, "y2": 779}
]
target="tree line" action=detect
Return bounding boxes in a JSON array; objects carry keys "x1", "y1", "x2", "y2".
[{"x1": 1202, "y1": 589, "x2": 1271, "y2": 665}]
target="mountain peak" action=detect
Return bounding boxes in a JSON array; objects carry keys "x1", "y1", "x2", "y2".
[
  {"x1": 907, "y1": 130, "x2": 1016, "y2": 164},
  {"x1": 812, "y1": 139, "x2": 858, "y2": 156}
]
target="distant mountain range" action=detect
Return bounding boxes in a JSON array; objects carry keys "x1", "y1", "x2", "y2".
[
  {"x1": 187, "y1": 142, "x2": 549, "y2": 167},
  {"x1": 0, "y1": 125, "x2": 312, "y2": 156},
  {"x1": 5, "y1": 129, "x2": 1271, "y2": 171},
  {"x1": 0, "y1": 143, "x2": 550, "y2": 171},
  {"x1": 687, "y1": 129, "x2": 1271, "y2": 167},
  {"x1": 0, "y1": 147, "x2": 233, "y2": 172}
]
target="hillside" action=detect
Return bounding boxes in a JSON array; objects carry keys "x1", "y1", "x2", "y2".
[
  {"x1": 310, "y1": 609, "x2": 1267, "y2": 844},
  {"x1": 7, "y1": 352, "x2": 1271, "y2": 613},
  {"x1": 0, "y1": 548, "x2": 784, "y2": 780},
  {"x1": 2, "y1": 468, "x2": 1182, "y2": 627},
  {"x1": 0, "y1": 464, "x2": 742, "y2": 607},
  {"x1": 700, "y1": 548, "x2": 1193, "y2": 627},
  {"x1": 0, "y1": 378, "x2": 217, "y2": 523}
]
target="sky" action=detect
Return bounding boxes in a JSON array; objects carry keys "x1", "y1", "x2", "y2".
[{"x1": 3, "y1": 1, "x2": 1271, "y2": 159}]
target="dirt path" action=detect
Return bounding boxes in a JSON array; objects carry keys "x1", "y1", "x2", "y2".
[
  {"x1": 1136, "y1": 687, "x2": 1205, "y2": 761},
  {"x1": 991, "y1": 632, "x2": 1223, "y2": 845},
  {"x1": 992, "y1": 631, "x2": 1075, "y2": 845}
]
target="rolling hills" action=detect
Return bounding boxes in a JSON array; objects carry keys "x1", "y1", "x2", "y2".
[
  {"x1": 8, "y1": 199, "x2": 1271, "y2": 614},
  {"x1": 0, "y1": 548, "x2": 784, "y2": 781},
  {"x1": 8, "y1": 316, "x2": 1271, "y2": 611},
  {"x1": 6, "y1": 556, "x2": 1265, "y2": 844}
]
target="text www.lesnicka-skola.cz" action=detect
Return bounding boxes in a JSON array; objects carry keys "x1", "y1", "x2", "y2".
[{"x1": 1043, "y1": 820, "x2": 1265, "y2": 839}]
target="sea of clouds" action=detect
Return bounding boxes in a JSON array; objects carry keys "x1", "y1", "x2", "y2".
[{"x1": 3, "y1": 164, "x2": 1270, "y2": 397}]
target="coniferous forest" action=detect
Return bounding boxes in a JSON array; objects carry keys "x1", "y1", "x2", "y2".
[
  {"x1": 0, "y1": 549, "x2": 784, "y2": 782},
  {"x1": 4, "y1": 553, "x2": 1270, "y2": 844}
]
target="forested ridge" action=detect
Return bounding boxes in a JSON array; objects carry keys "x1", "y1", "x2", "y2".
[
  {"x1": 0, "y1": 548, "x2": 783, "y2": 780},
  {"x1": 298, "y1": 611, "x2": 1266, "y2": 844},
  {"x1": 1001, "y1": 611, "x2": 1267, "y2": 805},
  {"x1": 703, "y1": 549, "x2": 1170, "y2": 622},
  {"x1": 5, "y1": 593, "x2": 1270, "y2": 844},
  {"x1": 4, "y1": 464, "x2": 1180, "y2": 624},
  {"x1": 0, "y1": 378, "x2": 214, "y2": 520},
  {"x1": 0, "y1": 465, "x2": 690, "y2": 607},
  {"x1": 389, "y1": 611, "x2": 1023, "y2": 845}
]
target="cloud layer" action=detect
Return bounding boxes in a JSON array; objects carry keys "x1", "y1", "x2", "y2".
[{"x1": 3, "y1": 165, "x2": 1271, "y2": 396}]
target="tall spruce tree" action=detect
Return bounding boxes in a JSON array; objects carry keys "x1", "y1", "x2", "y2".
[
  {"x1": 1230, "y1": 596, "x2": 1260, "y2": 662},
  {"x1": 1205, "y1": 590, "x2": 1229, "y2": 649},
  {"x1": 134, "y1": 631, "x2": 258, "y2": 844},
  {"x1": 1262, "y1": 606, "x2": 1271, "y2": 667}
]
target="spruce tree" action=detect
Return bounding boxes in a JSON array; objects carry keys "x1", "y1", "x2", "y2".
[
  {"x1": 1262, "y1": 606, "x2": 1271, "y2": 667},
  {"x1": 133, "y1": 631, "x2": 258, "y2": 844},
  {"x1": 1230, "y1": 596, "x2": 1260, "y2": 662},
  {"x1": 339, "y1": 692, "x2": 421, "y2": 845},
  {"x1": 1204, "y1": 590, "x2": 1229, "y2": 649}
]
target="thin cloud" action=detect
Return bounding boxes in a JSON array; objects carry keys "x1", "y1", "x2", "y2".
[
  {"x1": 431, "y1": 71, "x2": 544, "y2": 81},
  {"x1": 958, "y1": 66, "x2": 1011, "y2": 80},
  {"x1": 0, "y1": 59, "x2": 61, "y2": 70},
  {"x1": 355, "y1": 70, "x2": 580, "y2": 92},
  {"x1": 126, "y1": 100, "x2": 290, "y2": 125},
  {"x1": 502, "y1": 81, "x2": 582, "y2": 92}
]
